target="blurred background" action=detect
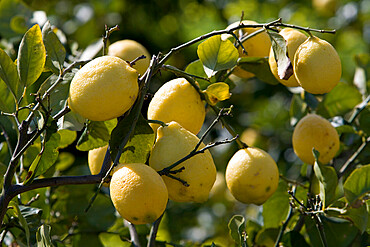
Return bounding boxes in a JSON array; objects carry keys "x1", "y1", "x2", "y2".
[{"x1": 0, "y1": 0, "x2": 369, "y2": 246}]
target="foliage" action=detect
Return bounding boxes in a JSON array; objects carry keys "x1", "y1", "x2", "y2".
[{"x1": 0, "y1": 0, "x2": 369, "y2": 246}]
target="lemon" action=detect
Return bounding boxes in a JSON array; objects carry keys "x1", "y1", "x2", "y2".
[
  {"x1": 292, "y1": 114, "x2": 340, "y2": 165},
  {"x1": 147, "y1": 78, "x2": 205, "y2": 135},
  {"x1": 110, "y1": 163, "x2": 168, "y2": 225},
  {"x1": 108, "y1": 39, "x2": 151, "y2": 75},
  {"x1": 293, "y1": 36, "x2": 341, "y2": 94},
  {"x1": 268, "y1": 28, "x2": 307, "y2": 87},
  {"x1": 225, "y1": 147, "x2": 279, "y2": 205},
  {"x1": 68, "y1": 56, "x2": 138, "y2": 121},
  {"x1": 312, "y1": 0, "x2": 337, "y2": 16},
  {"x1": 225, "y1": 20, "x2": 272, "y2": 79},
  {"x1": 149, "y1": 122, "x2": 216, "y2": 203},
  {"x1": 88, "y1": 145, "x2": 112, "y2": 186}
]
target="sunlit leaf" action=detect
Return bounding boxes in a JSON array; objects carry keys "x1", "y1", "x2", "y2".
[
  {"x1": 0, "y1": 79, "x2": 16, "y2": 113},
  {"x1": 237, "y1": 57, "x2": 279, "y2": 85},
  {"x1": 17, "y1": 24, "x2": 46, "y2": 86},
  {"x1": 317, "y1": 82, "x2": 362, "y2": 118},
  {"x1": 203, "y1": 82, "x2": 231, "y2": 105},
  {"x1": 343, "y1": 164, "x2": 370, "y2": 205},
  {"x1": 0, "y1": 48, "x2": 21, "y2": 100},
  {"x1": 228, "y1": 215, "x2": 247, "y2": 247},
  {"x1": 8, "y1": 201, "x2": 30, "y2": 246},
  {"x1": 267, "y1": 31, "x2": 293, "y2": 80},
  {"x1": 42, "y1": 21, "x2": 66, "y2": 74},
  {"x1": 36, "y1": 224, "x2": 54, "y2": 247},
  {"x1": 245, "y1": 220, "x2": 261, "y2": 247},
  {"x1": 58, "y1": 129, "x2": 77, "y2": 149},
  {"x1": 99, "y1": 233, "x2": 132, "y2": 247},
  {"x1": 262, "y1": 180, "x2": 290, "y2": 229},
  {"x1": 184, "y1": 60, "x2": 210, "y2": 90},
  {"x1": 77, "y1": 119, "x2": 116, "y2": 151},
  {"x1": 197, "y1": 35, "x2": 239, "y2": 78}
]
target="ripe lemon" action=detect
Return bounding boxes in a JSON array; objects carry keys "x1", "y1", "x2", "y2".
[
  {"x1": 68, "y1": 56, "x2": 138, "y2": 121},
  {"x1": 225, "y1": 147, "x2": 279, "y2": 205},
  {"x1": 108, "y1": 39, "x2": 151, "y2": 75},
  {"x1": 88, "y1": 145, "x2": 112, "y2": 186},
  {"x1": 149, "y1": 121, "x2": 216, "y2": 203},
  {"x1": 268, "y1": 28, "x2": 307, "y2": 87},
  {"x1": 312, "y1": 0, "x2": 337, "y2": 16},
  {"x1": 110, "y1": 163, "x2": 168, "y2": 225},
  {"x1": 292, "y1": 114, "x2": 340, "y2": 165},
  {"x1": 147, "y1": 78, "x2": 205, "y2": 135},
  {"x1": 224, "y1": 20, "x2": 272, "y2": 79},
  {"x1": 293, "y1": 36, "x2": 341, "y2": 94}
]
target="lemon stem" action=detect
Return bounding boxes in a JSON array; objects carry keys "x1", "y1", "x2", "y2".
[{"x1": 147, "y1": 119, "x2": 167, "y2": 127}]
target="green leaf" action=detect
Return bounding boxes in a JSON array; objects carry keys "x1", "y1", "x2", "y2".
[
  {"x1": 17, "y1": 24, "x2": 46, "y2": 86},
  {"x1": 77, "y1": 119, "x2": 116, "y2": 151},
  {"x1": 57, "y1": 129, "x2": 77, "y2": 149},
  {"x1": 197, "y1": 35, "x2": 239, "y2": 78},
  {"x1": 237, "y1": 57, "x2": 279, "y2": 85},
  {"x1": 228, "y1": 215, "x2": 247, "y2": 247},
  {"x1": 0, "y1": 79, "x2": 16, "y2": 113},
  {"x1": 0, "y1": 0, "x2": 32, "y2": 38},
  {"x1": 42, "y1": 21, "x2": 66, "y2": 74},
  {"x1": 343, "y1": 164, "x2": 370, "y2": 205},
  {"x1": 99, "y1": 233, "x2": 132, "y2": 247},
  {"x1": 245, "y1": 220, "x2": 262, "y2": 247},
  {"x1": 267, "y1": 31, "x2": 293, "y2": 80},
  {"x1": 10, "y1": 15, "x2": 28, "y2": 34},
  {"x1": 255, "y1": 228, "x2": 279, "y2": 246},
  {"x1": 36, "y1": 224, "x2": 54, "y2": 247},
  {"x1": 262, "y1": 180, "x2": 290, "y2": 229},
  {"x1": 344, "y1": 204, "x2": 369, "y2": 233},
  {"x1": 317, "y1": 82, "x2": 362, "y2": 118},
  {"x1": 8, "y1": 201, "x2": 30, "y2": 246},
  {"x1": 203, "y1": 82, "x2": 231, "y2": 105},
  {"x1": 281, "y1": 231, "x2": 310, "y2": 247},
  {"x1": 289, "y1": 94, "x2": 308, "y2": 126},
  {"x1": 118, "y1": 114, "x2": 155, "y2": 164},
  {"x1": 184, "y1": 60, "x2": 210, "y2": 90},
  {"x1": 0, "y1": 48, "x2": 22, "y2": 100},
  {"x1": 313, "y1": 153, "x2": 339, "y2": 208}
]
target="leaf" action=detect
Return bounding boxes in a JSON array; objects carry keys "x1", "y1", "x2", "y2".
[
  {"x1": 254, "y1": 228, "x2": 279, "y2": 246},
  {"x1": 8, "y1": 201, "x2": 30, "y2": 246},
  {"x1": 343, "y1": 164, "x2": 370, "y2": 205},
  {"x1": 42, "y1": 21, "x2": 66, "y2": 74},
  {"x1": 36, "y1": 224, "x2": 54, "y2": 247},
  {"x1": 184, "y1": 60, "x2": 210, "y2": 90},
  {"x1": 17, "y1": 24, "x2": 46, "y2": 86},
  {"x1": 228, "y1": 215, "x2": 247, "y2": 247},
  {"x1": 99, "y1": 233, "x2": 132, "y2": 247},
  {"x1": 76, "y1": 119, "x2": 116, "y2": 151},
  {"x1": 289, "y1": 94, "x2": 308, "y2": 126},
  {"x1": 203, "y1": 82, "x2": 231, "y2": 105},
  {"x1": 10, "y1": 15, "x2": 27, "y2": 34},
  {"x1": 267, "y1": 31, "x2": 293, "y2": 80},
  {"x1": 57, "y1": 129, "x2": 77, "y2": 149},
  {"x1": 118, "y1": 114, "x2": 155, "y2": 164},
  {"x1": 317, "y1": 82, "x2": 362, "y2": 118},
  {"x1": 262, "y1": 180, "x2": 290, "y2": 229},
  {"x1": 281, "y1": 231, "x2": 310, "y2": 247},
  {"x1": 313, "y1": 151, "x2": 339, "y2": 208},
  {"x1": 197, "y1": 35, "x2": 239, "y2": 78},
  {"x1": 245, "y1": 220, "x2": 262, "y2": 247},
  {"x1": 343, "y1": 204, "x2": 369, "y2": 233},
  {"x1": 0, "y1": 79, "x2": 16, "y2": 113},
  {"x1": 0, "y1": 48, "x2": 21, "y2": 100},
  {"x1": 237, "y1": 57, "x2": 279, "y2": 85}
]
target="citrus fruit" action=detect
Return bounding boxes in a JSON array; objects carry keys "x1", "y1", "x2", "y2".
[
  {"x1": 225, "y1": 147, "x2": 279, "y2": 205},
  {"x1": 110, "y1": 163, "x2": 168, "y2": 225},
  {"x1": 147, "y1": 78, "x2": 205, "y2": 135},
  {"x1": 268, "y1": 28, "x2": 308, "y2": 87},
  {"x1": 88, "y1": 145, "x2": 111, "y2": 186},
  {"x1": 312, "y1": 0, "x2": 337, "y2": 16},
  {"x1": 292, "y1": 113, "x2": 340, "y2": 165},
  {"x1": 224, "y1": 20, "x2": 272, "y2": 79},
  {"x1": 149, "y1": 121, "x2": 216, "y2": 203},
  {"x1": 293, "y1": 35, "x2": 341, "y2": 94},
  {"x1": 68, "y1": 56, "x2": 138, "y2": 121},
  {"x1": 108, "y1": 39, "x2": 151, "y2": 75}
]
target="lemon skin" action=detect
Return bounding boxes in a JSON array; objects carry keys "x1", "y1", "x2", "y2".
[
  {"x1": 268, "y1": 28, "x2": 307, "y2": 87},
  {"x1": 294, "y1": 36, "x2": 341, "y2": 94},
  {"x1": 149, "y1": 122, "x2": 216, "y2": 203},
  {"x1": 110, "y1": 163, "x2": 168, "y2": 225},
  {"x1": 147, "y1": 78, "x2": 205, "y2": 135},
  {"x1": 68, "y1": 56, "x2": 138, "y2": 121},
  {"x1": 225, "y1": 147, "x2": 279, "y2": 205},
  {"x1": 108, "y1": 39, "x2": 151, "y2": 76},
  {"x1": 292, "y1": 114, "x2": 340, "y2": 165}
]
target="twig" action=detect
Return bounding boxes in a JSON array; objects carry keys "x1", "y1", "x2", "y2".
[
  {"x1": 279, "y1": 175, "x2": 308, "y2": 189},
  {"x1": 147, "y1": 213, "x2": 164, "y2": 247},
  {"x1": 161, "y1": 64, "x2": 210, "y2": 82},
  {"x1": 348, "y1": 95, "x2": 370, "y2": 124},
  {"x1": 124, "y1": 220, "x2": 141, "y2": 247},
  {"x1": 102, "y1": 25, "x2": 120, "y2": 56}
]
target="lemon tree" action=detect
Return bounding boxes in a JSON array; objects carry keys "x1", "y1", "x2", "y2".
[{"x1": 68, "y1": 55, "x2": 139, "y2": 121}]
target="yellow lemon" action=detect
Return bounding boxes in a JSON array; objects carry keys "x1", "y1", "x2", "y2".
[
  {"x1": 68, "y1": 56, "x2": 138, "y2": 121},
  {"x1": 110, "y1": 163, "x2": 168, "y2": 225},
  {"x1": 312, "y1": 0, "x2": 337, "y2": 16},
  {"x1": 292, "y1": 114, "x2": 340, "y2": 165},
  {"x1": 147, "y1": 78, "x2": 205, "y2": 135},
  {"x1": 108, "y1": 39, "x2": 151, "y2": 75},
  {"x1": 293, "y1": 36, "x2": 341, "y2": 94},
  {"x1": 225, "y1": 147, "x2": 279, "y2": 205},
  {"x1": 225, "y1": 20, "x2": 272, "y2": 79},
  {"x1": 88, "y1": 145, "x2": 112, "y2": 186},
  {"x1": 149, "y1": 122, "x2": 216, "y2": 203},
  {"x1": 268, "y1": 28, "x2": 308, "y2": 87}
]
